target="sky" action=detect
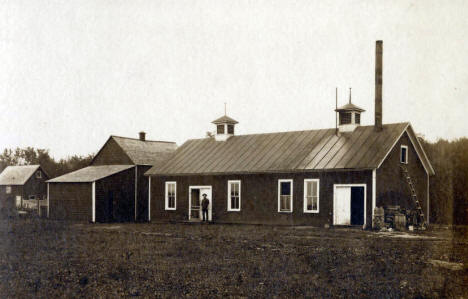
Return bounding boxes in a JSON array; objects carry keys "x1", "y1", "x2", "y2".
[{"x1": 0, "y1": 0, "x2": 467, "y2": 159}]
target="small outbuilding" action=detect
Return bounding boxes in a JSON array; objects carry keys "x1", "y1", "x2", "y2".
[
  {"x1": 47, "y1": 133, "x2": 176, "y2": 222},
  {"x1": 0, "y1": 165, "x2": 49, "y2": 215}
]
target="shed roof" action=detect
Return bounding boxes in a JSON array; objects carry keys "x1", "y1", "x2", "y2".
[
  {"x1": 146, "y1": 122, "x2": 434, "y2": 176},
  {"x1": 0, "y1": 165, "x2": 41, "y2": 185},
  {"x1": 47, "y1": 165, "x2": 134, "y2": 183},
  {"x1": 95, "y1": 136, "x2": 177, "y2": 166}
]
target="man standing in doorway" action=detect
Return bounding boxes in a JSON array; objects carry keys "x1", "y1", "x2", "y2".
[{"x1": 201, "y1": 193, "x2": 210, "y2": 222}]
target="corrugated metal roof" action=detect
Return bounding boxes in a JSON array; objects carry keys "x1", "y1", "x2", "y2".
[
  {"x1": 47, "y1": 165, "x2": 134, "y2": 183},
  {"x1": 0, "y1": 165, "x2": 40, "y2": 185},
  {"x1": 111, "y1": 136, "x2": 177, "y2": 166},
  {"x1": 146, "y1": 123, "x2": 411, "y2": 176}
]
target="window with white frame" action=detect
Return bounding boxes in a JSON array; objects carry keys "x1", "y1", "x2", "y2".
[
  {"x1": 304, "y1": 179, "x2": 319, "y2": 213},
  {"x1": 5, "y1": 186, "x2": 11, "y2": 194},
  {"x1": 36, "y1": 171, "x2": 42, "y2": 179},
  {"x1": 227, "y1": 180, "x2": 241, "y2": 211},
  {"x1": 165, "y1": 182, "x2": 176, "y2": 210},
  {"x1": 400, "y1": 145, "x2": 408, "y2": 164},
  {"x1": 278, "y1": 179, "x2": 293, "y2": 212}
]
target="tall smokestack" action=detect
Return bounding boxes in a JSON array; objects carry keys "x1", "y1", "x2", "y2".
[{"x1": 375, "y1": 40, "x2": 383, "y2": 131}]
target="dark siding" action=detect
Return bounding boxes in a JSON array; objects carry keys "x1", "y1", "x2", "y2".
[
  {"x1": 136, "y1": 165, "x2": 151, "y2": 221},
  {"x1": 95, "y1": 167, "x2": 135, "y2": 222},
  {"x1": 0, "y1": 185, "x2": 23, "y2": 210},
  {"x1": 49, "y1": 182, "x2": 92, "y2": 221},
  {"x1": 377, "y1": 131, "x2": 429, "y2": 220},
  {"x1": 92, "y1": 138, "x2": 133, "y2": 165},
  {"x1": 23, "y1": 168, "x2": 48, "y2": 200},
  {"x1": 150, "y1": 170, "x2": 373, "y2": 226}
]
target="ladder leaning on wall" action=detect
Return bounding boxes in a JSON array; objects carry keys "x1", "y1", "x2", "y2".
[{"x1": 400, "y1": 165, "x2": 426, "y2": 227}]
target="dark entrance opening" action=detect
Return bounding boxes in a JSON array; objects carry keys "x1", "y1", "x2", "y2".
[
  {"x1": 107, "y1": 191, "x2": 114, "y2": 222},
  {"x1": 350, "y1": 186, "x2": 365, "y2": 225},
  {"x1": 190, "y1": 189, "x2": 200, "y2": 220}
]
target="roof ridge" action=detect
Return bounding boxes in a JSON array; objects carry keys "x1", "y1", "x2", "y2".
[
  {"x1": 111, "y1": 135, "x2": 176, "y2": 144},
  {"x1": 183, "y1": 122, "x2": 410, "y2": 142}
]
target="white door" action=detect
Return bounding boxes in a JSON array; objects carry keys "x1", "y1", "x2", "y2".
[
  {"x1": 334, "y1": 186, "x2": 351, "y2": 225},
  {"x1": 199, "y1": 188, "x2": 212, "y2": 221}
]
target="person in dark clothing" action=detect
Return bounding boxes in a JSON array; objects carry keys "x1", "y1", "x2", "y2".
[{"x1": 201, "y1": 194, "x2": 210, "y2": 222}]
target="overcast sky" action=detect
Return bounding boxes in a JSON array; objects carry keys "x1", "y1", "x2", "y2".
[{"x1": 0, "y1": 0, "x2": 467, "y2": 159}]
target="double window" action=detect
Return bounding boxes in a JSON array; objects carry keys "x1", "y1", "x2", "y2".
[
  {"x1": 227, "y1": 180, "x2": 241, "y2": 211},
  {"x1": 304, "y1": 179, "x2": 319, "y2": 213},
  {"x1": 165, "y1": 182, "x2": 176, "y2": 210},
  {"x1": 400, "y1": 145, "x2": 408, "y2": 164},
  {"x1": 278, "y1": 179, "x2": 293, "y2": 212}
]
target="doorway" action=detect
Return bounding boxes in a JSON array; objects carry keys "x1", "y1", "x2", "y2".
[
  {"x1": 188, "y1": 186, "x2": 212, "y2": 221},
  {"x1": 333, "y1": 184, "x2": 366, "y2": 226}
]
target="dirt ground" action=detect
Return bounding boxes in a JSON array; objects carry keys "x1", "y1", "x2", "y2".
[{"x1": 0, "y1": 218, "x2": 467, "y2": 298}]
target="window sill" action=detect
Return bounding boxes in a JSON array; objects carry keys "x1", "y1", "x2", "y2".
[
  {"x1": 165, "y1": 208, "x2": 176, "y2": 211},
  {"x1": 304, "y1": 210, "x2": 319, "y2": 214},
  {"x1": 278, "y1": 210, "x2": 293, "y2": 213},
  {"x1": 227, "y1": 209, "x2": 241, "y2": 212}
]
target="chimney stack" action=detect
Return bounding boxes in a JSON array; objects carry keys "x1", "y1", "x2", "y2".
[
  {"x1": 139, "y1": 131, "x2": 146, "y2": 141},
  {"x1": 375, "y1": 40, "x2": 383, "y2": 131}
]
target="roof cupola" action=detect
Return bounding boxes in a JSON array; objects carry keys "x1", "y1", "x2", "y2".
[
  {"x1": 335, "y1": 88, "x2": 365, "y2": 133},
  {"x1": 211, "y1": 114, "x2": 238, "y2": 141}
]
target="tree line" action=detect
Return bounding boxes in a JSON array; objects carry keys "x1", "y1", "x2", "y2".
[
  {"x1": 1, "y1": 137, "x2": 467, "y2": 225},
  {"x1": 0, "y1": 147, "x2": 93, "y2": 179}
]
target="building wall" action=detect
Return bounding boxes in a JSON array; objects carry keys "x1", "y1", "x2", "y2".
[
  {"x1": 49, "y1": 182, "x2": 92, "y2": 221},
  {"x1": 23, "y1": 168, "x2": 48, "y2": 200},
  {"x1": 377, "y1": 131, "x2": 429, "y2": 220},
  {"x1": 92, "y1": 138, "x2": 133, "y2": 165},
  {"x1": 0, "y1": 167, "x2": 48, "y2": 210},
  {"x1": 0, "y1": 185, "x2": 23, "y2": 209},
  {"x1": 136, "y1": 165, "x2": 151, "y2": 222},
  {"x1": 150, "y1": 170, "x2": 373, "y2": 226},
  {"x1": 95, "y1": 167, "x2": 135, "y2": 222}
]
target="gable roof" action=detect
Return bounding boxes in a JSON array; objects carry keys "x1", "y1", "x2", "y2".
[
  {"x1": 91, "y1": 136, "x2": 177, "y2": 166},
  {"x1": 0, "y1": 165, "x2": 41, "y2": 185},
  {"x1": 146, "y1": 122, "x2": 434, "y2": 176},
  {"x1": 47, "y1": 165, "x2": 134, "y2": 183}
]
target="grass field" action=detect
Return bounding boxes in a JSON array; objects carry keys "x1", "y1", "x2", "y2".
[{"x1": 0, "y1": 218, "x2": 467, "y2": 298}]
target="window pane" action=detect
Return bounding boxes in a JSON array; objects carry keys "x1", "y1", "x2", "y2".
[
  {"x1": 311, "y1": 181, "x2": 317, "y2": 196},
  {"x1": 401, "y1": 147, "x2": 407, "y2": 163},
  {"x1": 281, "y1": 182, "x2": 291, "y2": 196},
  {"x1": 340, "y1": 112, "x2": 352, "y2": 125},
  {"x1": 227, "y1": 125, "x2": 234, "y2": 134},
  {"x1": 355, "y1": 113, "x2": 361, "y2": 124},
  {"x1": 217, "y1": 125, "x2": 224, "y2": 134}
]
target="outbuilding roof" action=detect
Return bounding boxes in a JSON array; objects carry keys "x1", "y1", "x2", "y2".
[
  {"x1": 93, "y1": 136, "x2": 177, "y2": 166},
  {"x1": 47, "y1": 165, "x2": 134, "y2": 183},
  {"x1": 146, "y1": 122, "x2": 434, "y2": 176},
  {"x1": 0, "y1": 165, "x2": 41, "y2": 185}
]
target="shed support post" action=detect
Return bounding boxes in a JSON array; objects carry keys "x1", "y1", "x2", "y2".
[
  {"x1": 372, "y1": 169, "x2": 376, "y2": 224},
  {"x1": 148, "y1": 176, "x2": 151, "y2": 222},
  {"x1": 47, "y1": 183, "x2": 49, "y2": 218},
  {"x1": 92, "y1": 182, "x2": 96, "y2": 223},
  {"x1": 427, "y1": 172, "x2": 430, "y2": 224},
  {"x1": 135, "y1": 166, "x2": 138, "y2": 221}
]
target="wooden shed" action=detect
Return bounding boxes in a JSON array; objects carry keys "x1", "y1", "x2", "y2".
[
  {"x1": 47, "y1": 133, "x2": 176, "y2": 222},
  {"x1": 0, "y1": 165, "x2": 49, "y2": 215}
]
